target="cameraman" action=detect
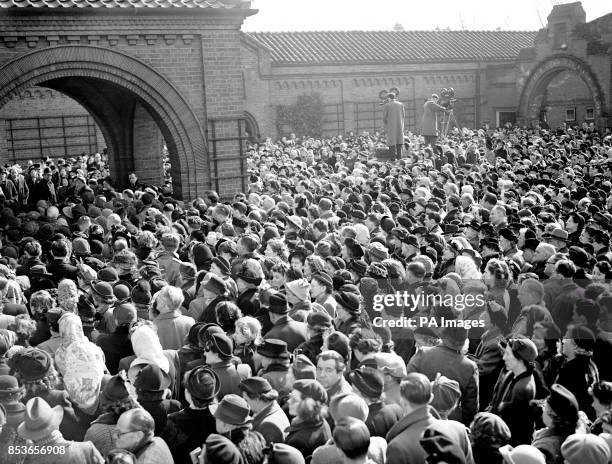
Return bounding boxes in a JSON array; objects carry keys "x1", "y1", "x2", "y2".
[{"x1": 422, "y1": 93, "x2": 449, "y2": 147}]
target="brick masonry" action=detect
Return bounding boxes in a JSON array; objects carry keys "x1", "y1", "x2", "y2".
[{"x1": 0, "y1": 7, "x2": 255, "y2": 201}]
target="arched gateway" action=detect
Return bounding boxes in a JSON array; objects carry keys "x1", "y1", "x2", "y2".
[
  {"x1": 0, "y1": 0, "x2": 256, "y2": 200},
  {"x1": 517, "y1": 54, "x2": 608, "y2": 128}
]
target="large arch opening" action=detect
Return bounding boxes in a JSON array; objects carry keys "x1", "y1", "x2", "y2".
[
  {"x1": 0, "y1": 45, "x2": 208, "y2": 200},
  {"x1": 517, "y1": 55, "x2": 607, "y2": 128}
]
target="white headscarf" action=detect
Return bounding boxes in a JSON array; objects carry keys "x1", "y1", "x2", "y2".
[{"x1": 128, "y1": 325, "x2": 169, "y2": 383}]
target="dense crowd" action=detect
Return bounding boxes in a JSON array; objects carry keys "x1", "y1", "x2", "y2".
[{"x1": 0, "y1": 121, "x2": 612, "y2": 464}]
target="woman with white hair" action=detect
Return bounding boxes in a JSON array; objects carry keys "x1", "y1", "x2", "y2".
[{"x1": 152, "y1": 286, "x2": 195, "y2": 351}]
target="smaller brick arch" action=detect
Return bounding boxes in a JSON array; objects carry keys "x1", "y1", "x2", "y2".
[{"x1": 517, "y1": 54, "x2": 607, "y2": 124}]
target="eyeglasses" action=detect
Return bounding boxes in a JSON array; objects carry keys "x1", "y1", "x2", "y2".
[{"x1": 112, "y1": 428, "x2": 138, "y2": 438}]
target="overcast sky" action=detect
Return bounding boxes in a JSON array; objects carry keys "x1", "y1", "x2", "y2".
[{"x1": 243, "y1": 0, "x2": 610, "y2": 32}]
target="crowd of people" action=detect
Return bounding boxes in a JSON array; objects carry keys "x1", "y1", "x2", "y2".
[{"x1": 0, "y1": 120, "x2": 612, "y2": 464}]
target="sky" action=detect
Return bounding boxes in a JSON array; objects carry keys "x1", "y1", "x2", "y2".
[{"x1": 243, "y1": 0, "x2": 610, "y2": 32}]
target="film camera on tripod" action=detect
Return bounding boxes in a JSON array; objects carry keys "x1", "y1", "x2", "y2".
[{"x1": 438, "y1": 87, "x2": 458, "y2": 136}]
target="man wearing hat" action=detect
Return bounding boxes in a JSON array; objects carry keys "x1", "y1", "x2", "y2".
[
  {"x1": 162, "y1": 366, "x2": 219, "y2": 464},
  {"x1": 543, "y1": 228, "x2": 570, "y2": 254},
  {"x1": 264, "y1": 293, "x2": 308, "y2": 352},
  {"x1": 257, "y1": 338, "x2": 293, "y2": 405},
  {"x1": 240, "y1": 376, "x2": 290, "y2": 444},
  {"x1": 17, "y1": 397, "x2": 103, "y2": 464}
]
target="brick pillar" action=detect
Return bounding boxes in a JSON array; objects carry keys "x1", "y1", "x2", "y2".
[
  {"x1": 132, "y1": 102, "x2": 163, "y2": 188},
  {"x1": 0, "y1": 118, "x2": 7, "y2": 165}
]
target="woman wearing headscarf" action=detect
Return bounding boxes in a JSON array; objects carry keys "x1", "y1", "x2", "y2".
[
  {"x1": 57, "y1": 279, "x2": 80, "y2": 314},
  {"x1": 54, "y1": 312, "x2": 106, "y2": 378},
  {"x1": 54, "y1": 313, "x2": 108, "y2": 440}
]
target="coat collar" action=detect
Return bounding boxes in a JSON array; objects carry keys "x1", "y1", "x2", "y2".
[
  {"x1": 253, "y1": 401, "x2": 281, "y2": 426},
  {"x1": 386, "y1": 405, "x2": 435, "y2": 442}
]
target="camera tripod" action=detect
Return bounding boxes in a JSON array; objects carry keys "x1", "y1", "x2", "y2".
[{"x1": 440, "y1": 109, "x2": 459, "y2": 137}]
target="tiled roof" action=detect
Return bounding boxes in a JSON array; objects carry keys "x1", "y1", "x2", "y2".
[
  {"x1": 0, "y1": 0, "x2": 249, "y2": 8},
  {"x1": 247, "y1": 30, "x2": 538, "y2": 64}
]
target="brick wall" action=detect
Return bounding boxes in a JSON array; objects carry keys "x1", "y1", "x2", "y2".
[{"x1": 0, "y1": 86, "x2": 105, "y2": 165}]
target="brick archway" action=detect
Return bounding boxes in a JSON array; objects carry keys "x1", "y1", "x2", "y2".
[
  {"x1": 517, "y1": 54, "x2": 607, "y2": 127},
  {"x1": 0, "y1": 45, "x2": 208, "y2": 200}
]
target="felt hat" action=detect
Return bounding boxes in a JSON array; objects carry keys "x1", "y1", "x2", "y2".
[
  {"x1": 269, "y1": 293, "x2": 289, "y2": 315},
  {"x1": 307, "y1": 311, "x2": 332, "y2": 329},
  {"x1": 561, "y1": 433, "x2": 611, "y2": 464},
  {"x1": 17, "y1": 397, "x2": 64, "y2": 441},
  {"x1": 499, "y1": 445, "x2": 546, "y2": 464},
  {"x1": 214, "y1": 394, "x2": 251, "y2": 426},
  {"x1": 547, "y1": 383, "x2": 579, "y2": 422},
  {"x1": 504, "y1": 336, "x2": 538, "y2": 364},
  {"x1": 266, "y1": 444, "x2": 305, "y2": 464},
  {"x1": 336, "y1": 291, "x2": 361, "y2": 314},
  {"x1": 258, "y1": 338, "x2": 290, "y2": 360},
  {"x1": 11, "y1": 348, "x2": 51, "y2": 381},
  {"x1": 285, "y1": 278, "x2": 310, "y2": 302},
  {"x1": 239, "y1": 377, "x2": 273, "y2": 397},
  {"x1": 209, "y1": 332, "x2": 233, "y2": 359},
  {"x1": 420, "y1": 424, "x2": 466, "y2": 464},
  {"x1": 431, "y1": 374, "x2": 462, "y2": 412},
  {"x1": 0, "y1": 374, "x2": 22, "y2": 393},
  {"x1": 205, "y1": 434, "x2": 244, "y2": 464},
  {"x1": 186, "y1": 366, "x2": 220, "y2": 402},
  {"x1": 114, "y1": 303, "x2": 137, "y2": 325},
  {"x1": 204, "y1": 274, "x2": 227, "y2": 295},
  {"x1": 292, "y1": 354, "x2": 316, "y2": 380},
  {"x1": 134, "y1": 363, "x2": 171, "y2": 392},
  {"x1": 349, "y1": 366, "x2": 384, "y2": 399},
  {"x1": 329, "y1": 393, "x2": 368, "y2": 421}
]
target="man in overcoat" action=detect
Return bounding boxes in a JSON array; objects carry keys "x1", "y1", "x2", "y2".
[
  {"x1": 383, "y1": 93, "x2": 405, "y2": 158},
  {"x1": 422, "y1": 93, "x2": 448, "y2": 147}
]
